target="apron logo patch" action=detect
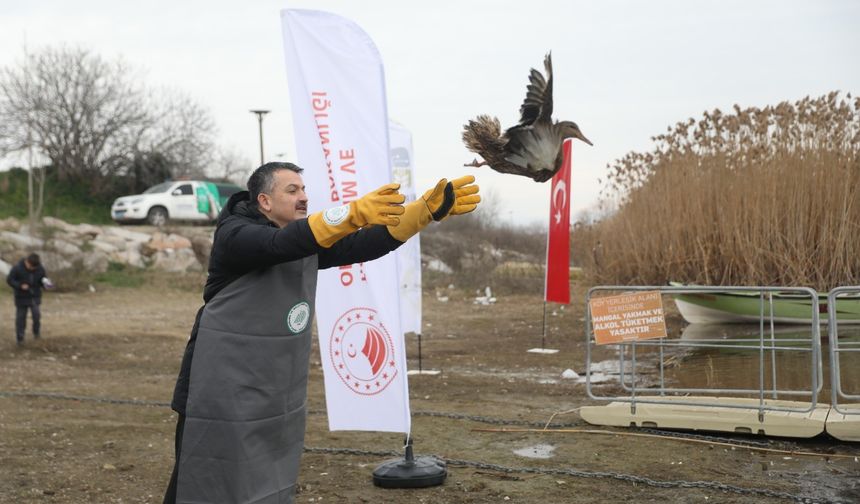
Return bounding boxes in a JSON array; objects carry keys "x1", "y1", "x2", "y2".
[
  {"x1": 287, "y1": 302, "x2": 310, "y2": 333},
  {"x1": 323, "y1": 204, "x2": 350, "y2": 225},
  {"x1": 329, "y1": 307, "x2": 397, "y2": 395}
]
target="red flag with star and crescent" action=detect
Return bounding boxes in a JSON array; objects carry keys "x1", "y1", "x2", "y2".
[{"x1": 545, "y1": 138, "x2": 572, "y2": 304}]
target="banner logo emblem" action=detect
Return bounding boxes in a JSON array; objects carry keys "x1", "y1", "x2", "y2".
[
  {"x1": 552, "y1": 180, "x2": 567, "y2": 225},
  {"x1": 287, "y1": 302, "x2": 310, "y2": 333},
  {"x1": 323, "y1": 204, "x2": 350, "y2": 225},
  {"x1": 330, "y1": 307, "x2": 397, "y2": 395}
]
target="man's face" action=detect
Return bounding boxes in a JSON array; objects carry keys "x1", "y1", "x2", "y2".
[
  {"x1": 24, "y1": 260, "x2": 35, "y2": 271},
  {"x1": 257, "y1": 169, "x2": 308, "y2": 228}
]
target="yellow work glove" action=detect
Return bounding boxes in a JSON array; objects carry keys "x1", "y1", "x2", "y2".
[
  {"x1": 386, "y1": 178, "x2": 452, "y2": 242},
  {"x1": 309, "y1": 183, "x2": 406, "y2": 247},
  {"x1": 447, "y1": 175, "x2": 481, "y2": 217},
  {"x1": 387, "y1": 175, "x2": 482, "y2": 241}
]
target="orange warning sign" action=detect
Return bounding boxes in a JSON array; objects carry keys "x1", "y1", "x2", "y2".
[{"x1": 589, "y1": 291, "x2": 667, "y2": 345}]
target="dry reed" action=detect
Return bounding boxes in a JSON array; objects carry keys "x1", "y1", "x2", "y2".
[{"x1": 574, "y1": 92, "x2": 860, "y2": 290}]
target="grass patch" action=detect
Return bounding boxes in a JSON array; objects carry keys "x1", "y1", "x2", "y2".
[
  {"x1": 93, "y1": 262, "x2": 147, "y2": 288},
  {"x1": 0, "y1": 167, "x2": 116, "y2": 225}
]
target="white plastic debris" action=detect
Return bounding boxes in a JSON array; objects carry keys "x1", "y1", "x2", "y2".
[
  {"x1": 561, "y1": 368, "x2": 579, "y2": 379},
  {"x1": 473, "y1": 286, "x2": 497, "y2": 305}
]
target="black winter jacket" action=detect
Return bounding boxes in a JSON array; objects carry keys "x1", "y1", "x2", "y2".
[
  {"x1": 6, "y1": 259, "x2": 47, "y2": 307},
  {"x1": 170, "y1": 191, "x2": 405, "y2": 414}
]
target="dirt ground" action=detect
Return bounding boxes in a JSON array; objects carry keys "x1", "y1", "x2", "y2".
[{"x1": 1, "y1": 276, "x2": 859, "y2": 504}]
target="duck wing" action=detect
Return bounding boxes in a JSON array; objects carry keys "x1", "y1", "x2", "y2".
[
  {"x1": 504, "y1": 122, "x2": 563, "y2": 182},
  {"x1": 516, "y1": 53, "x2": 553, "y2": 127}
]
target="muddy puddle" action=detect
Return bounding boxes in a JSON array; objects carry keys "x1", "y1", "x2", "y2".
[{"x1": 512, "y1": 444, "x2": 556, "y2": 459}]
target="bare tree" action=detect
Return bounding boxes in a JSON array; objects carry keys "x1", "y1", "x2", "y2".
[
  {"x1": 208, "y1": 146, "x2": 253, "y2": 184},
  {"x1": 0, "y1": 45, "x2": 223, "y2": 200},
  {"x1": 0, "y1": 46, "x2": 149, "y2": 183},
  {"x1": 142, "y1": 89, "x2": 218, "y2": 179}
]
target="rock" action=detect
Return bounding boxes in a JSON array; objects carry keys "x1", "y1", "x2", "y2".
[
  {"x1": 109, "y1": 249, "x2": 145, "y2": 269},
  {"x1": 0, "y1": 241, "x2": 17, "y2": 255},
  {"x1": 0, "y1": 258, "x2": 9, "y2": 277},
  {"x1": 0, "y1": 221, "x2": 212, "y2": 274},
  {"x1": 41, "y1": 216, "x2": 76, "y2": 233},
  {"x1": 102, "y1": 226, "x2": 150, "y2": 244},
  {"x1": 142, "y1": 232, "x2": 192, "y2": 256},
  {"x1": 165, "y1": 233, "x2": 193, "y2": 249},
  {"x1": 190, "y1": 235, "x2": 213, "y2": 269},
  {"x1": 54, "y1": 231, "x2": 83, "y2": 243},
  {"x1": 152, "y1": 248, "x2": 201, "y2": 272},
  {"x1": 0, "y1": 217, "x2": 21, "y2": 231},
  {"x1": 89, "y1": 240, "x2": 118, "y2": 254},
  {"x1": 98, "y1": 235, "x2": 130, "y2": 250},
  {"x1": 37, "y1": 251, "x2": 73, "y2": 271},
  {"x1": 72, "y1": 223, "x2": 101, "y2": 238},
  {"x1": 0, "y1": 231, "x2": 44, "y2": 250},
  {"x1": 82, "y1": 251, "x2": 110, "y2": 273},
  {"x1": 47, "y1": 239, "x2": 80, "y2": 256}
]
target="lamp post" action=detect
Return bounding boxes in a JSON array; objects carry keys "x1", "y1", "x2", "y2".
[{"x1": 250, "y1": 109, "x2": 270, "y2": 165}]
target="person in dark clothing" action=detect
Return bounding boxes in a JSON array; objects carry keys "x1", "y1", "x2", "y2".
[
  {"x1": 163, "y1": 162, "x2": 480, "y2": 504},
  {"x1": 6, "y1": 253, "x2": 48, "y2": 345}
]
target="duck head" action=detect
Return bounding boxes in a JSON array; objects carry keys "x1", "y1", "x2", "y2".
[{"x1": 558, "y1": 121, "x2": 593, "y2": 146}]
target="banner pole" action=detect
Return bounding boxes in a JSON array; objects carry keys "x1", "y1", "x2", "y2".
[
  {"x1": 418, "y1": 333, "x2": 423, "y2": 373},
  {"x1": 541, "y1": 301, "x2": 548, "y2": 349}
]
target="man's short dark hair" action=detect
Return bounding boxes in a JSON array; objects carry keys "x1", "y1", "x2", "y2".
[
  {"x1": 247, "y1": 162, "x2": 304, "y2": 204},
  {"x1": 26, "y1": 253, "x2": 40, "y2": 267}
]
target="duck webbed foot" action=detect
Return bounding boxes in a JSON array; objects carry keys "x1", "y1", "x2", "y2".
[{"x1": 464, "y1": 158, "x2": 488, "y2": 168}]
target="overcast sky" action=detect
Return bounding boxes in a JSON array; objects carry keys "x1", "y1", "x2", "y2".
[{"x1": 1, "y1": 1, "x2": 858, "y2": 225}]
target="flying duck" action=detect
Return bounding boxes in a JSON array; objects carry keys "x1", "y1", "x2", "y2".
[{"x1": 462, "y1": 53, "x2": 592, "y2": 183}]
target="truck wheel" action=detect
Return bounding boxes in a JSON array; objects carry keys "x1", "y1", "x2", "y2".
[{"x1": 147, "y1": 207, "x2": 168, "y2": 226}]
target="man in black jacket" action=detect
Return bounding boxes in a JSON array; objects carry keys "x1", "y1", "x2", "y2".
[
  {"x1": 163, "y1": 162, "x2": 479, "y2": 504},
  {"x1": 6, "y1": 253, "x2": 48, "y2": 346}
]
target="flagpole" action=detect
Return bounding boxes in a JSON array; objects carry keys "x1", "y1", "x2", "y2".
[{"x1": 529, "y1": 139, "x2": 573, "y2": 355}]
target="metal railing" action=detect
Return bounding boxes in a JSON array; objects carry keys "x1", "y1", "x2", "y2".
[
  {"x1": 828, "y1": 286, "x2": 860, "y2": 415},
  {"x1": 585, "y1": 285, "x2": 823, "y2": 420}
]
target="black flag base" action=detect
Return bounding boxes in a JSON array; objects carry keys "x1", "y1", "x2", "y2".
[{"x1": 372, "y1": 438, "x2": 447, "y2": 489}]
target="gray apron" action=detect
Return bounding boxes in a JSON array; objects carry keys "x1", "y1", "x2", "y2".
[{"x1": 177, "y1": 256, "x2": 318, "y2": 504}]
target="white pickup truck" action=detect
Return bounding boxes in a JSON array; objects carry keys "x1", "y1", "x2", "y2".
[{"x1": 110, "y1": 180, "x2": 242, "y2": 226}]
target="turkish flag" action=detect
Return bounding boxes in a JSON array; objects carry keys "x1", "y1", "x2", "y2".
[{"x1": 545, "y1": 139, "x2": 572, "y2": 304}]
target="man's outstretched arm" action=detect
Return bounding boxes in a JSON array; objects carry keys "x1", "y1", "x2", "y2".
[{"x1": 319, "y1": 175, "x2": 481, "y2": 269}]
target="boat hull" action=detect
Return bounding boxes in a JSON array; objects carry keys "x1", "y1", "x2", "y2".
[{"x1": 672, "y1": 290, "x2": 860, "y2": 325}]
